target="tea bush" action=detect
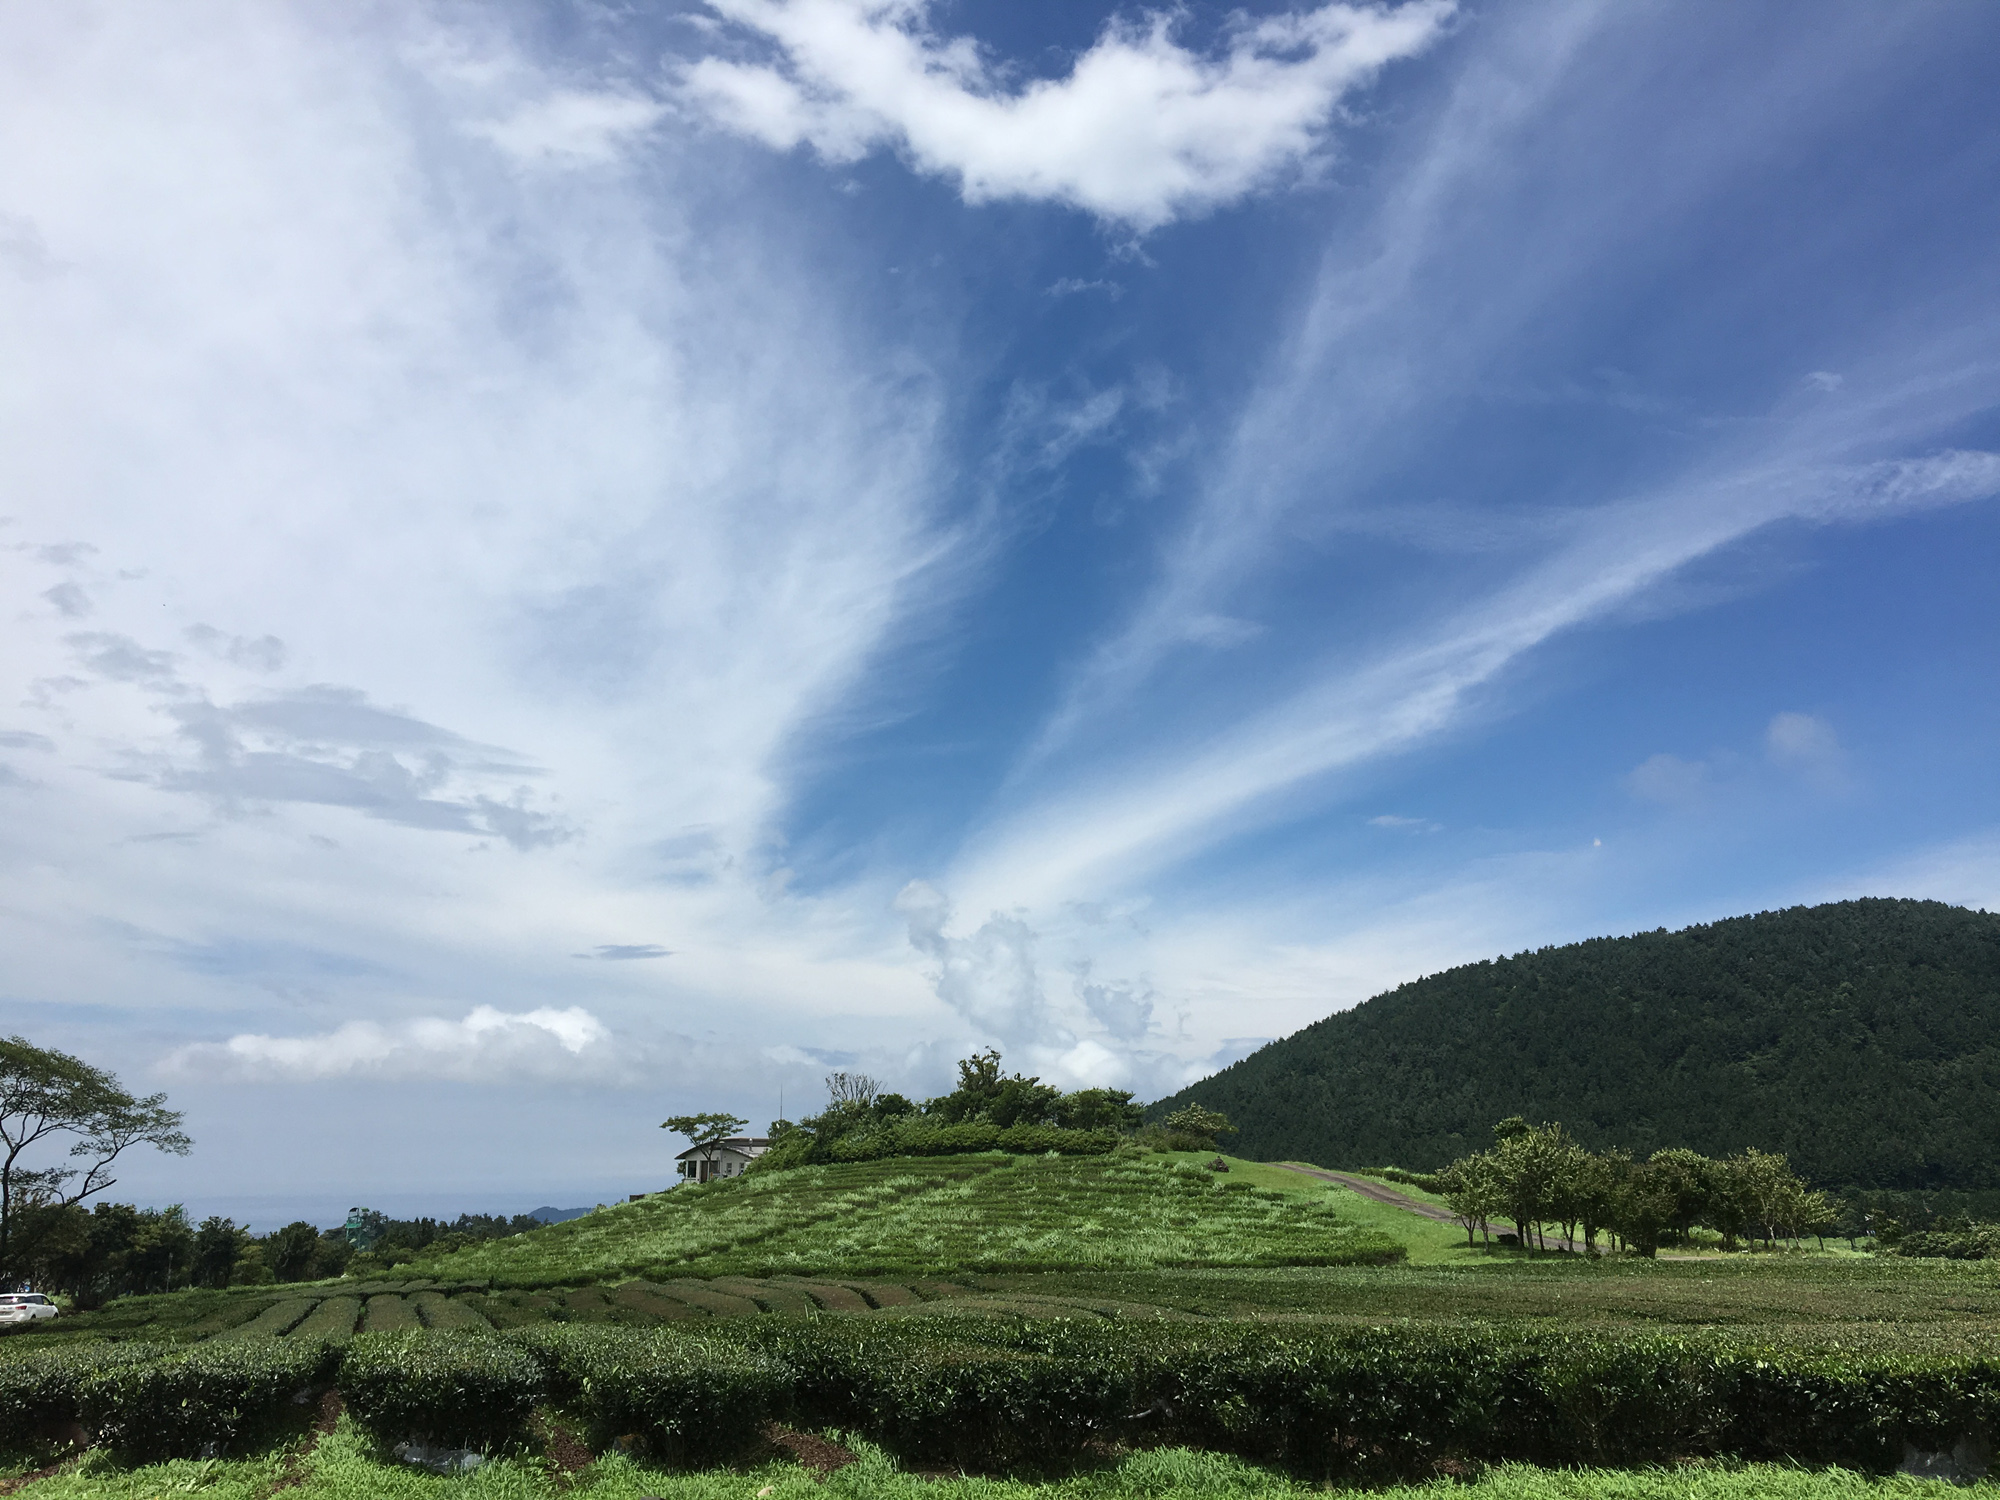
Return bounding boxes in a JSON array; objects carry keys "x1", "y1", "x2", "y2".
[
  {"x1": 288, "y1": 1295, "x2": 364, "y2": 1342},
  {"x1": 207, "y1": 1296, "x2": 318, "y2": 1342},
  {"x1": 0, "y1": 1341, "x2": 167, "y2": 1449},
  {"x1": 338, "y1": 1329, "x2": 544, "y2": 1451},
  {"x1": 361, "y1": 1294, "x2": 419, "y2": 1333},
  {"x1": 74, "y1": 1336, "x2": 335, "y2": 1460},
  {"x1": 524, "y1": 1324, "x2": 787, "y2": 1465},
  {"x1": 412, "y1": 1289, "x2": 492, "y2": 1331}
]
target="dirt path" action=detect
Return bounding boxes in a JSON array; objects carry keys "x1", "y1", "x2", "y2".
[
  {"x1": 1272, "y1": 1163, "x2": 1461, "y2": 1220},
  {"x1": 1275, "y1": 1163, "x2": 1583, "y2": 1252}
]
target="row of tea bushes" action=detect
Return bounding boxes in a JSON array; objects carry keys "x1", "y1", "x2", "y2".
[
  {"x1": 0, "y1": 1335, "x2": 336, "y2": 1461},
  {"x1": 10, "y1": 1316, "x2": 1999, "y2": 1477},
  {"x1": 320, "y1": 1319, "x2": 2000, "y2": 1479}
]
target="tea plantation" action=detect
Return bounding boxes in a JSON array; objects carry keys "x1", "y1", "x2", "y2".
[{"x1": 5, "y1": 1153, "x2": 1999, "y2": 1498}]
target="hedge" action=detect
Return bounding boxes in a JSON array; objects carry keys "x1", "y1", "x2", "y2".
[
  {"x1": 290, "y1": 1296, "x2": 365, "y2": 1342},
  {"x1": 522, "y1": 1325, "x2": 786, "y2": 1465},
  {"x1": 11, "y1": 1317, "x2": 2000, "y2": 1474},
  {"x1": 684, "y1": 1317, "x2": 2000, "y2": 1478},
  {"x1": 0, "y1": 1341, "x2": 167, "y2": 1450},
  {"x1": 208, "y1": 1296, "x2": 318, "y2": 1342},
  {"x1": 339, "y1": 1330, "x2": 544, "y2": 1452},
  {"x1": 413, "y1": 1290, "x2": 492, "y2": 1332},
  {"x1": 362, "y1": 1294, "x2": 420, "y2": 1333},
  {"x1": 75, "y1": 1336, "x2": 336, "y2": 1461}
]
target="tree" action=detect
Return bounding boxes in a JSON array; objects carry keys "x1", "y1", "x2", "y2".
[
  {"x1": 1436, "y1": 1152, "x2": 1504, "y2": 1246},
  {"x1": 192, "y1": 1215, "x2": 250, "y2": 1289},
  {"x1": 1162, "y1": 1104, "x2": 1236, "y2": 1151},
  {"x1": 662, "y1": 1111, "x2": 748, "y2": 1180},
  {"x1": 0, "y1": 1036, "x2": 191, "y2": 1279},
  {"x1": 266, "y1": 1219, "x2": 322, "y2": 1282},
  {"x1": 825, "y1": 1072, "x2": 879, "y2": 1108}
]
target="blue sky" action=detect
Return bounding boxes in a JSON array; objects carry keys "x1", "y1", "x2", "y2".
[{"x1": 2, "y1": 0, "x2": 1997, "y2": 1224}]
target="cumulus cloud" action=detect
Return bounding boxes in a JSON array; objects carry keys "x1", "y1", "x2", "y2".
[
  {"x1": 1765, "y1": 711, "x2": 1847, "y2": 789},
  {"x1": 1073, "y1": 966, "x2": 1154, "y2": 1042},
  {"x1": 680, "y1": 0, "x2": 1454, "y2": 228},
  {"x1": 894, "y1": 879, "x2": 1060, "y2": 1045},
  {"x1": 163, "y1": 1005, "x2": 621, "y2": 1082},
  {"x1": 42, "y1": 581, "x2": 91, "y2": 617},
  {"x1": 1625, "y1": 752, "x2": 1711, "y2": 806},
  {"x1": 185, "y1": 625, "x2": 287, "y2": 672},
  {"x1": 469, "y1": 90, "x2": 667, "y2": 166}
]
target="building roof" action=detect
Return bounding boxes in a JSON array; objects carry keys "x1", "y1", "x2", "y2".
[{"x1": 672, "y1": 1136, "x2": 771, "y2": 1161}]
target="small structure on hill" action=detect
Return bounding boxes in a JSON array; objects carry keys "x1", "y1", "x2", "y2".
[{"x1": 674, "y1": 1136, "x2": 769, "y2": 1184}]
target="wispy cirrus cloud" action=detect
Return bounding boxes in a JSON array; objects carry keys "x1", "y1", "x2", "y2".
[{"x1": 680, "y1": 0, "x2": 1453, "y2": 228}]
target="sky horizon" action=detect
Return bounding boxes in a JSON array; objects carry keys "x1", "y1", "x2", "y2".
[{"x1": 4, "y1": 0, "x2": 1998, "y2": 1227}]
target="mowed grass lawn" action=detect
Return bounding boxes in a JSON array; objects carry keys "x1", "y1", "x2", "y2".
[
  {"x1": 412, "y1": 1153, "x2": 1404, "y2": 1288},
  {"x1": 4, "y1": 1426, "x2": 1975, "y2": 1500}
]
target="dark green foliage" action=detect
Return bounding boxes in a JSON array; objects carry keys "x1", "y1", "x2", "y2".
[
  {"x1": 0, "y1": 1340, "x2": 166, "y2": 1451},
  {"x1": 1893, "y1": 1222, "x2": 2000, "y2": 1259},
  {"x1": 14, "y1": 1201, "x2": 200, "y2": 1306},
  {"x1": 757, "y1": 1051, "x2": 1143, "y2": 1172},
  {"x1": 524, "y1": 1324, "x2": 786, "y2": 1464},
  {"x1": 290, "y1": 1296, "x2": 364, "y2": 1342},
  {"x1": 0, "y1": 1035, "x2": 190, "y2": 1289},
  {"x1": 412, "y1": 1289, "x2": 492, "y2": 1330},
  {"x1": 339, "y1": 1330, "x2": 544, "y2": 1451},
  {"x1": 208, "y1": 1296, "x2": 318, "y2": 1341},
  {"x1": 75, "y1": 1336, "x2": 334, "y2": 1460},
  {"x1": 1154, "y1": 900, "x2": 2000, "y2": 1189},
  {"x1": 537, "y1": 1316, "x2": 2000, "y2": 1478},
  {"x1": 362, "y1": 1294, "x2": 419, "y2": 1333}
]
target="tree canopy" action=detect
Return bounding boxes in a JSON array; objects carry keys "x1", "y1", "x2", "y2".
[
  {"x1": 1150, "y1": 900, "x2": 2000, "y2": 1189},
  {"x1": 0, "y1": 1036, "x2": 190, "y2": 1279}
]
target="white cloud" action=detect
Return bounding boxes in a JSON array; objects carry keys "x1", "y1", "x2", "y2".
[
  {"x1": 680, "y1": 0, "x2": 1454, "y2": 228},
  {"x1": 1765, "y1": 710, "x2": 1846, "y2": 788},
  {"x1": 894, "y1": 879, "x2": 1059, "y2": 1047},
  {"x1": 1805, "y1": 370, "x2": 1843, "y2": 392},
  {"x1": 469, "y1": 90, "x2": 667, "y2": 166},
  {"x1": 954, "y1": 448, "x2": 2000, "y2": 913},
  {"x1": 164, "y1": 1006, "x2": 622, "y2": 1082},
  {"x1": 1625, "y1": 752, "x2": 1710, "y2": 806}
]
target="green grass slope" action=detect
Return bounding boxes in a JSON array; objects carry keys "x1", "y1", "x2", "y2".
[
  {"x1": 408, "y1": 1152, "x2": 1404, "y2": 1288},
  {"x1": 1152, "y1": 899, "x2": 2000, "y2": 1188}
]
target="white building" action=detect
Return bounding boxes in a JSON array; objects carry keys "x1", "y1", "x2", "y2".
[{"x1": 674, "y1": 1136, "x2": 770, "y2": 1184}]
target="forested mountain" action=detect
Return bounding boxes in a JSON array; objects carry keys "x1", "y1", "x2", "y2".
[{"x1": 1152, "y1": 900, "x2": 2000, "y2": 1189}]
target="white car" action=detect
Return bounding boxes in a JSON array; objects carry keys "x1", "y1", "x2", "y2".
[{"x1": 0, "y1": 1293, "x2": 59, "y2": 1324}]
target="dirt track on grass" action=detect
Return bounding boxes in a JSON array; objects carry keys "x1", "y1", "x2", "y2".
[{"x1": 1275, "y1": 1163, "x2": 1583, "y2": 1252}]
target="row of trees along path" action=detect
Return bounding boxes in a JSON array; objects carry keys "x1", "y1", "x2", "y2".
[{"x1": 1391, "y1": 1117, "x2": 1833, "y2": 1256}]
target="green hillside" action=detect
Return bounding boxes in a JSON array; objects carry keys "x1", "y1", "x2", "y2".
[
  {"x1": 407, "y1": 1152, "x2": 1402, "y2": 1288},
  {"x1": 1153, "y1": 899, "x2": 2000, "y2": 1188}
]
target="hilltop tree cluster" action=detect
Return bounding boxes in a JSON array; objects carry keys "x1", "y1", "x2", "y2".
[
  {"x1": 1433, "y1": 1118, "x2": 1833, "y2": 1256},
  {"x1": 751, "y1": 1051, "x2": 1207, "y2": 1172}
]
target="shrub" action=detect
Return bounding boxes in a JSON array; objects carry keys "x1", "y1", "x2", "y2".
[
  {"x1": 0, "y1": 1342, "x2": 168, "y2": 1450},
  {"x1": 76, "y1": 1336, "x2": 335, "y2": 1460},
  {"x1": 207, "y1": 1296, "x2": 318, "y2": 1341},
  {"x1": 338, "y1": 1330, "x2": 544, "y2": 1452},
  {"x1": 289, "y1": 1296, "x2": 364, "y2": 1342},
  {"x1": 362, "y1": 1294, "x2": 419, "y2": 1333},
  {"x1": 524, "y1": 1324, "x2": 786, "y2": 1465},
  {"x1": 412, "y1": 1290, "x2": 492, "y2": 1331}
]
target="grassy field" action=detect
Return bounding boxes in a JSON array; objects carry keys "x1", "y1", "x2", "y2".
[
  {"x1": 2, "y1": 1422, "x2": 1979, "y2": 1500},
  {"x1": 11, "y1": 1152, "x2": 2000, "y2": 1349},
  {"x1": 405, "y1": 1152, "x2": 1405, "y2": 1287}
]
